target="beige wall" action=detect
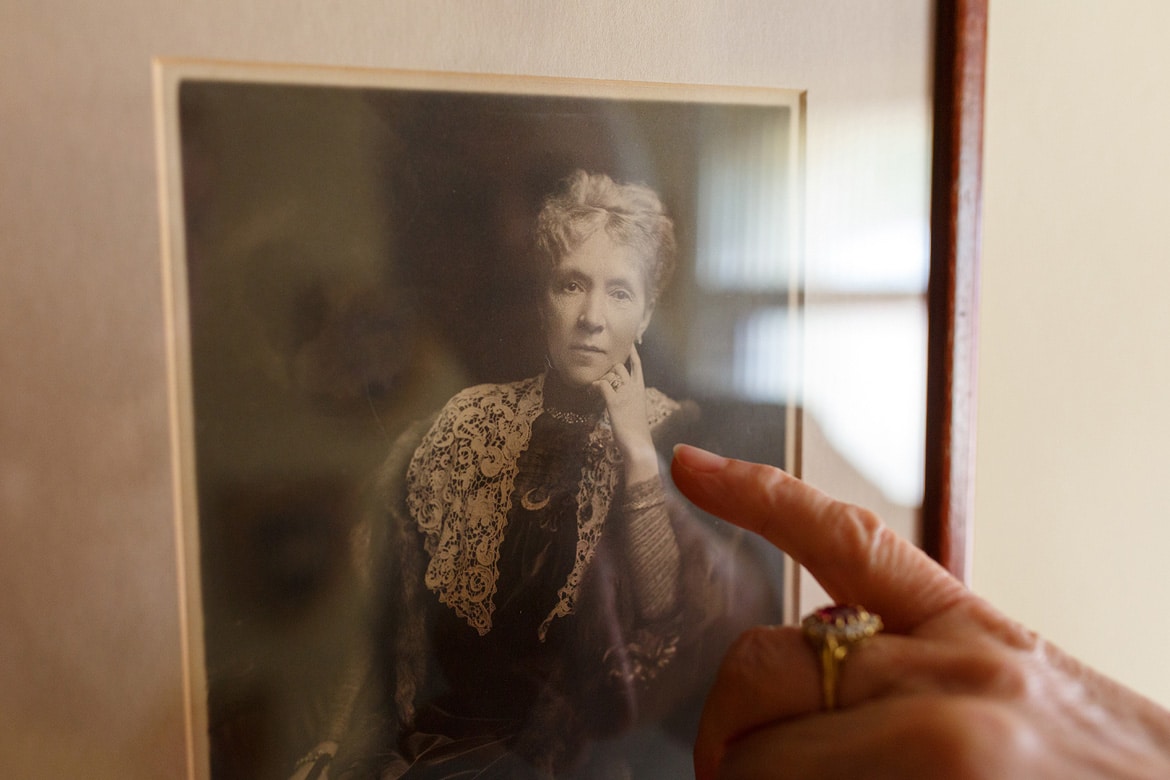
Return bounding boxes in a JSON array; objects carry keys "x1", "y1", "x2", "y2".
[{"x1": 975, "y1": 0, "x2": 1170, "y2": 709}]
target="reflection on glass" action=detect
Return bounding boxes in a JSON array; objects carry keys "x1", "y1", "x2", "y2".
[
  {"x1": 688, "y1": 107, "x2": 798, "y2": 408},
  {"x1": 695, "y1": 110, "x2": 795, "y2": 291},
  {"x1": 802, "y1": 300, "x2": 927, "y2": 506},
  {"x1": 689, "y1": 99, "x2": 930, "y2": 515}
]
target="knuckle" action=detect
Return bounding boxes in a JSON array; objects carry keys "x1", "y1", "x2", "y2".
[
  {"x1": 755, "y1": 465, "x2": 793, "y2": 503},
  {"x1": 825, "y1": 501, "x2": 890, "y2": 569},
  {"x1": 953, "y1": 647, "x2": 1033, "y2": 701},
  {"x1": 959, "y1": 598, "x2": 1042, "y2": 652},
  {"x1": 898, "y1": 699, "x2": 1032, "y2": 780},
  {"x1": 717, "y1": 625, "x2": 792, "y2": 689},
  {"x1": 943, "y1": 602, "x2": 1044, "y2": 702}
]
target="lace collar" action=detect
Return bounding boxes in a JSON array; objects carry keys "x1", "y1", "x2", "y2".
[{"x1": 405, "y1": 373, "x2": 678, "y2": 639}]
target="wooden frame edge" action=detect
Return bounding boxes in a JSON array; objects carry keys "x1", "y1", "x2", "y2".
[{"x1": 923, "y1": 0, "x2": 987, "y2": 582}]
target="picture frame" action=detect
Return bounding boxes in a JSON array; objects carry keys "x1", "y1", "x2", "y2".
[
  {"x1": 923, "y1": 0, "x2": 986, "y2": 582},
  {"x1": 153, "y1": 1, "x2": 986, "y2": 777},
  {"x1": 159, "y1": 61, "x2": 804, "y2": 780}
]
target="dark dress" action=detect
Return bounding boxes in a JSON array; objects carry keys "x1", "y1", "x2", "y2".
[
  {"x1": 391, "y1": 393, "x2": 614, "y2": 778},
  {"x1": 326, "y1": 373, "x2": 779, "y2": 780}
]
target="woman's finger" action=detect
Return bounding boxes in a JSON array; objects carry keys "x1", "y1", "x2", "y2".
[
  {"x1": 594, "y1": 369, "x2": 624, "y2": 398},
  {"x1": 694, "y1": 625, "x2": 1011, "y2": 778},
  {"x1": 693, "y1": 626, "x2": 877, "y2": 779},
  {"x1": 713, "y1": 694, "x2": 1011, "y2": 780},
  {"x1": 607, "y1": 361, "x2": 632, "y2": 387},
  {"x1": 627, "y1": 343, "x2": 644, "y2": 383},
  {"x1": 669, "y1": 445, "x2": 966, "y2": 632}
]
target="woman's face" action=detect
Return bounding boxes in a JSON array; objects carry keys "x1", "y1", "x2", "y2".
[{"x1": 543, "y1": 230, "x2": 653, "y2": 389}]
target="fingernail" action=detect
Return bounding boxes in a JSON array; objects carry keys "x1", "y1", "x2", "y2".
[{"x1": 672, "y1": 444, "x2": 730, "y2": 473}]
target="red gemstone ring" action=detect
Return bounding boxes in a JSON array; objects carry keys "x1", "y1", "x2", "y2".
[{"x1": 801, "y1": 604, "x2": 884, "y2": 711}]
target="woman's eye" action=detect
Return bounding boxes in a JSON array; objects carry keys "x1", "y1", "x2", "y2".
[
  {"x1": 612, "y1": 289, "x2": 632, "y2": 302},
  {"x1": 561, "y1": 280, "x2": 582, "y2": 293}
]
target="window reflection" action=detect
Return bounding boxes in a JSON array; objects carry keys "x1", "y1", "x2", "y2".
[
  {"x1": 695, "y1": 109, "x2": 795, "y2": 291},
  {"x1": 688, "y1": 100, "x2": 929, "y2": 511}
]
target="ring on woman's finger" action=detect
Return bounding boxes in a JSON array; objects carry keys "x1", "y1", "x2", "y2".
[
  {"x1": 609, "y1": 376, "x2": 624, "y2": 391},
  {"x1": 801, "y1": 605, "x2": 883, "y2": 711}
]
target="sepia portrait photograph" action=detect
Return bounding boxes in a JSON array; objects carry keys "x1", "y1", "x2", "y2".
[{"x1": 158, "y1": 62, "x2": 803, "y2": 779}]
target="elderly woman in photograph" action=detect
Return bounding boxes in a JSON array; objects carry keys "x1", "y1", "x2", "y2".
[{"x1": 294, "y1": 171, "x2": 774, "y2": 780}]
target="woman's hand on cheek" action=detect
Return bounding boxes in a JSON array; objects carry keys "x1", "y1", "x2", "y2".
[
  {"x1": 671, "y1": 444, "x2": 1170, "y2": 780},
  {"x1": 595, "y1": 345, "x2": 657, "y2": 484}
]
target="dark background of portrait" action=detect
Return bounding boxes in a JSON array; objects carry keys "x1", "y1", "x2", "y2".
[{"x1": 178, "y1": 78, "x2": 795, "y2": 778}]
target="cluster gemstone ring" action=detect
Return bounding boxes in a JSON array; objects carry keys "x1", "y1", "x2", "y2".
[{"x1": 801, "y1": 604, "x2": 884, "y2": 711}]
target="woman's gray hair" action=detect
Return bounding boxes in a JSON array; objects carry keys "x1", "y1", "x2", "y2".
[{"x1": 534, "y1": 170, "x2": 677, "y2": 304}]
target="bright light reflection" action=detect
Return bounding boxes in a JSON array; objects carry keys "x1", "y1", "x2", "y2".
[
  {"x1": 689, "y1": 97, "x2": 932, "y2": 508},
  {"x1": 727, "y1": 300, "x2": 926, "y2": 507},
  {"x1": 802, "y1": 300, "x2": 927, "y2": 507}
]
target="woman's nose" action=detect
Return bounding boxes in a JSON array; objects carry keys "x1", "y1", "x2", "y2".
[{"x1": 577, "y1": 293, "x2": 604, "y2": 331}]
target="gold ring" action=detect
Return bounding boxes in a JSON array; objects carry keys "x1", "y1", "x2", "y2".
[
  {"x1": 801, "y1": 604, "x2": 883, "y2": 711},
  {"x1": 609, "y1": 376, "x2": 623, "y2": 391}
]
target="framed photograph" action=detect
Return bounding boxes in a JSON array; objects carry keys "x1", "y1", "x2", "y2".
[
  {"x1": 155, "y1": 3, "x2": 985, "y2": 778},
  {"x1": 160, "y1": 61, "x2": 801, "y2": 780}
]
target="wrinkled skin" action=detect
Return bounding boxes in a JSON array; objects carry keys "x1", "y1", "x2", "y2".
[
  {"x1": 543, "y1": 228, "x2": 658, "y2": 486},
  {"x1": 591, "y1": 344, "x2": 658, "y2": 486},
  {"x1": 670, "y1": 445, "x2": 1170, "y2": 780}
]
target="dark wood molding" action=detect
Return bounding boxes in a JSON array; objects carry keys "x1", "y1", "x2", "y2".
[{"x1": 923, "y1": 0, "x2": 987, "y2": 582}]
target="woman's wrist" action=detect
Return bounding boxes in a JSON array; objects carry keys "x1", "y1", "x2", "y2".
[{"x1": 621, "y1": 442, "x2": 660, "y2": 484}]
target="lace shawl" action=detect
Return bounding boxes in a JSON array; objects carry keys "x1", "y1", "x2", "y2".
[{"x1": 405, "y1": 373, "x2": 679, "y2": 639}]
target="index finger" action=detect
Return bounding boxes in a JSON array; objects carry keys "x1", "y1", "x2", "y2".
[
  {"x1": 626, "y1": 343, "x2": 644, "y2": 383},
  {"x1": 670, "y1": 444, "x2": 965, "y2": 632}
]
